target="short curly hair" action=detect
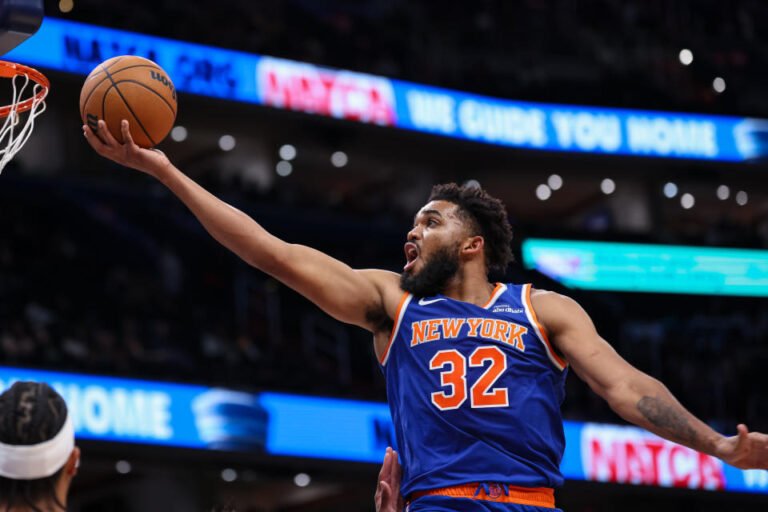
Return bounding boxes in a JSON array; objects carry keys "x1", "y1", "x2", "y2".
[{"x1": 428, "y1": 183, "x2": 514, "y2": 277}]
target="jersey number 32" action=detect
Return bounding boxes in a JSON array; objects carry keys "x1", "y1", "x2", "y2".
[{"x1": 429, "y1": 346, "x2": 509, "y2": 410}]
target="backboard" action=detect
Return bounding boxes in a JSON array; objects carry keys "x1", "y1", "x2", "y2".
[{"x1": 0, "y1": 0, "x2": 43, "y2": 56}]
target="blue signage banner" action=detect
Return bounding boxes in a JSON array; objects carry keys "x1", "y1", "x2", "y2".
[
  {"x1": 0, "y1": 366, "x2": 393, "y2": 460},
  {"x1": 9, "y1": 18, "x2": 768, "y2": 162},
  {"x1": 521, "y1": 239, "x2": 768, "y2": 296},
  {"x1": 391, "y1": 82, "x2": 754, "y2": 161},
  {"x1": 0, "y1": 366, "x2": 766, "y2": 494},
  {"x1": 8, "y1": 18, "x2": 260, "y2": 103}
]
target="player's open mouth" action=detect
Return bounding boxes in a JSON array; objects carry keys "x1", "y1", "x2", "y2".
[{"x1": 404, "y1": 242, "x2": 419, "y2": 272}]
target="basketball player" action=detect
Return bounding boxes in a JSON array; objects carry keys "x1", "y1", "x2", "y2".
[
  {"x1": 0, "y1": 381, "x2": 80, "y2": 512},
  {"x1": 84, "y1": 120, "x2": 768, "y2": 511}
]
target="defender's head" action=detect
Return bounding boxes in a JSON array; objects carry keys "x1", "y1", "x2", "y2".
[
  {"x1": 0, "y1": 381, "x2": 80, "y2": 512},
  {"x1": 401, "y1": 183, "x2": 513, "y2": 297}
]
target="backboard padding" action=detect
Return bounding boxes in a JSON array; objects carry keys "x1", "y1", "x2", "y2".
[{"x1": 0, "y1": 0, "x2": 43, "y2": 56}]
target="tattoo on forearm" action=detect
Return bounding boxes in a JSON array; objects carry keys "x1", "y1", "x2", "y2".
[{"x1": 637, "y1": 396, "x2": 698, "y2": 446}]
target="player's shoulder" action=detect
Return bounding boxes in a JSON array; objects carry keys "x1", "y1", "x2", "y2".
[
  {"x1": 529, "y1": 287, "x2": 585, "y2": 316},
  {"x1": 530, "y1": 287, "x2": 562, "y2": 302},
  {"x1": 529, "y1": 287, "x2": 592, "y2": 331},
  {"x1": 357, "y1": 269, "x2": 401, "y2": 293}
]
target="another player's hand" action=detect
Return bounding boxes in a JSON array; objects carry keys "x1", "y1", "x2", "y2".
[
  {"x1": 715, "y1": 424, "x2": 768, "y2": 469},
  {"x1": 375, "y1": 447, "x2": 404, "y2": 512},
  {"x1": 83, "y1": 119, "x2": 171, "y2": 178}
]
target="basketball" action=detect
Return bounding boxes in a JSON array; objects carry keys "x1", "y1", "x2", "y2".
[{"x1": 79, "y1": 55, "x2": 177, "y2": 148}]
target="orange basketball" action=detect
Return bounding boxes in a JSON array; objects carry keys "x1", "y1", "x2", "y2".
[{"x1": 79, "y1": 55, "x2": 177, "y2": 148}]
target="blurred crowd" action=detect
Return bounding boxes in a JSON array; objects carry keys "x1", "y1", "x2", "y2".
[
  {"x1": 57, "y1": 0, "x2": 768, "y2": 116},
  {"x1": 0, "y1": 177, "x2": 394, "y2": 397},
  {"x1": 1, "y1": 176, "x2": 767, "y2": 434}
]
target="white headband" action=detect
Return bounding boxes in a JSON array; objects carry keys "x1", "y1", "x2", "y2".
[{"x1": 0, "y1": 413, "x2": 75, "y2": 480}]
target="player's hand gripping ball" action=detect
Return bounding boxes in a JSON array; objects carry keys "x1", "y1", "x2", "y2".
[{"x1": 79, "y1": 55, "x2": 177, "y2": 148}]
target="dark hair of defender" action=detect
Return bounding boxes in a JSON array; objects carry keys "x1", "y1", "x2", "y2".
[{"x1": 0, "y1": 382, "x2": 68, "y2": 512}]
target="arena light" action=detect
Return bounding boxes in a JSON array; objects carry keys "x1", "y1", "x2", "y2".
[
  {"x1": 279, "y1": 144, "x2": 297, "y2": 161},
  {"x1": 717, "y1": 185, "x2": 730, "y2": 200},
  {"x1": 170, "y1": 126, "x2": 187, "y2": 142},
  {"x1": 678, "y1": 49, "x2": 694, "y2": 66},
  {"x1": 331, "y1": 151, "x2": 348, "y2": 168},
  {"x1": 58, "y1": 0, "x2": 73, "y2": 13},
  {"x1": 600, "y1": 178, "x2": 615, "y2": 195},
  {"x1": 736, "y1": 190, "x2": 748, "y2": 206},
  {"x1": 115, "y1": 460, "x2": 131, "y2": 474},
  {"x1": 276, "y1": 160, "x2": 293, "y2": 177},
  {"x1": 218, "y1": 135, "x2": 236, "y2": 151},
  {"x1": 680, "y1": 193, "x2": 695, "y2": 209},
  {"x1": 535, "y1": 184, "x2": 552, "y2": 201},
  {"x1": 713, "y1": 77, "x2": 727, "y2": 93},
  {"x1": 221, "y1": 468, "x2": 237, "y2": 482},
  {"x1": 663, "y1": 182, "x2": 678, "y2": 198},
  {"x1": 294, "y1": 473, "x2": 311, "y2": 487},
  {"x1": 547, "y1": 174, "x2": 563, "y2": 191}
]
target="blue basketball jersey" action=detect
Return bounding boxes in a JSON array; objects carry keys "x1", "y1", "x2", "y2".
[{"x1": 380, "y1": 283, "x2": 568, "y2": 496}]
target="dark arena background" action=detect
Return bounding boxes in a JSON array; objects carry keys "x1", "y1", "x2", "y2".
[{"x1": 2, "y1": 0, "x2": 768, "y2": 510}]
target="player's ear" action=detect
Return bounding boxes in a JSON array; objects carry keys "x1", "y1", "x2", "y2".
[
  {"x1": 65, "y1": 446, "x2": 81, "y2": 477},
  {"x1": 461, "y1": 235, "x2": 484, "y2": 256}
]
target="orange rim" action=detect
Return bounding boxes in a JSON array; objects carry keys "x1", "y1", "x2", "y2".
[{"x1": 0, "y1": 60, "x2": 50, "y2": 118}]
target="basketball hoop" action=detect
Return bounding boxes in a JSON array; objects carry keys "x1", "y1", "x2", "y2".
[{"x1": 0, "y1": 60, "x2": 49, "y2": 174}]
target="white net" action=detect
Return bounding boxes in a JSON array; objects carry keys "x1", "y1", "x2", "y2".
[{"x1": 0, "y1": 72, "x2": 48, "y2": 174}]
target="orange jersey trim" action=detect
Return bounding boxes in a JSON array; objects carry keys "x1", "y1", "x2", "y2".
[
  {"x1": 410, "y1": 483, "x2": 555, "y2": 508},
  {"x1": 524, "y1": 284, "x2": 567, "y2": 370},
  {"x1": 481, "y1": 283, "x2": 505, "y2": 309},
  {"x1": 379, "y1": 291, "x2": 411, "y2": 365}
]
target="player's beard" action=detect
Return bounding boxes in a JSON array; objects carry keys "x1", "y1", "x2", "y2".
[{"x1": 400, "y1": 243, "x2": 460, "y2": 298}]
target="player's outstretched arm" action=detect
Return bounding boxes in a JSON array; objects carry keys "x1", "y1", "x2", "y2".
[
  {"x1": 532, "y1": 290, "x2": 768, "y2": 470},
  {"x1": 83, "y1": 120, "x2": 401, "y2": 332}
]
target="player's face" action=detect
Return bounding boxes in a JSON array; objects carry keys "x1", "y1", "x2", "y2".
[{"x1": 400, "y1": 201, "x2": 469, "y2": 296}]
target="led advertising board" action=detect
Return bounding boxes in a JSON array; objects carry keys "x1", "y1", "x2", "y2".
[
  {"x1": 522, "y1": 239, "x2": 768, "y2": 296},
  {"x1": 10, "y1": 18, "x2": 768, "y2": 162},
  {"x1": 1, "y1": 367, "x2": 765, "y2": 494}
]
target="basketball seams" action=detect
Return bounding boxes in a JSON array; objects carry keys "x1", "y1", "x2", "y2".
[
  {"x1": 101, "y1": 66, "x2": 158, "y2": 147},
  {"x1": 87, "y1": 56, "x2": 127, "y2": 78},
  {"x1": 80, "y1": 64, "x2": 172, "y2": 120},
  {"x1": 81, "y1": 58, "x2": 120, "y2": 82},
  {"x1": 100, "y1": 70, "x2": 108, "y2": 129},
  {"x1": 81, "y1": 64, "x2": 110, "y2": 122},
  {"x1": 111, "y1": 79, "x2": 177, "y2": 117},
  {"x1": 80, "y1": 58, "x2": 128, "y2": 118},
  {"x1": 98, "y1": 64, "x2": 110, "y2": 129},
  {"x1": 103, "y1": 88, "x2": 151, "y2": 147},
  {"x1": 106, "y1": 56, "x2": 127, "y2": 71}
]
